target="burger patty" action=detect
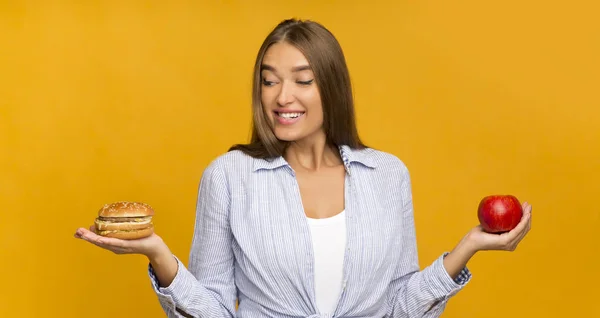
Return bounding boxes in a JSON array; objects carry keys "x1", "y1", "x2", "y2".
[
  {"x1": 97, "y1": 216, "x2": 152, "y2": 223},
  {"x1": 94, "y1": 217, "x2": 153, "y2": 231}
]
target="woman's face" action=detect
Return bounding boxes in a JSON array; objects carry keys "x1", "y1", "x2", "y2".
[{"x1": 260, "y1": 42, "x2": 324, "y2": 143}]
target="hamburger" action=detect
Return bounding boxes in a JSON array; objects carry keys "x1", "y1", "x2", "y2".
[{"x1": 94, "y1": 201, "x2": 155, "y2": 240}]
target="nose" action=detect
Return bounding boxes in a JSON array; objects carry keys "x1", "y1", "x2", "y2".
[{"x1": 276, "y1": 81, "x2": 295, "y2": 106}]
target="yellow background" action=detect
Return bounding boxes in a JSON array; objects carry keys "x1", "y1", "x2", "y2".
[{"x1": 1, "y1": 1, "x2": 598, "y2": 317}]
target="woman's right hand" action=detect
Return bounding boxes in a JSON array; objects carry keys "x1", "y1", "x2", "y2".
[{"x1": 74, "y1": 226, "x2": 169, "y2": 259}]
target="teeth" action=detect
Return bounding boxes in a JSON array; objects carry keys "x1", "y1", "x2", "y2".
[{"x1": 279, "y1": 112, "x2": 303, "y2": 119}]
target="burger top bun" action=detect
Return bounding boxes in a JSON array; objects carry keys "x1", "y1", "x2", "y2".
[{"x1": 98, "y1": 201, "x2": 155, "y2": 218}]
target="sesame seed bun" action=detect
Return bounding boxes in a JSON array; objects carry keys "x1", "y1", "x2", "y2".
[{"x1": 94, "y1": 201, "x2": 155, "y2": 240}]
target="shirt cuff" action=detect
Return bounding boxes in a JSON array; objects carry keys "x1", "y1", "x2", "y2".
[
  {"x1": 148, "y1": 257, "x2": 177, "y2": 310},
  {"x1": 148, "y1": 255, "x2": 199, "y2": 309},
  {"x1": 426, "y1": 252, "x2": 472, "y2": 299}
]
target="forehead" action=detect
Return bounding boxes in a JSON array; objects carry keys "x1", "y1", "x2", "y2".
[{"x1": 262, "y1": 42, "x2": 310, "y2": 70}]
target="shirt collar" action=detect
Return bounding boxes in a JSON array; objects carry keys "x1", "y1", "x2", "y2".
[
  {"x1": 252, "y1": 155, "x2": 289, "y2": 172},
  {"x1": 252, "y1": 144, "x2": 377, "y2": 174}
]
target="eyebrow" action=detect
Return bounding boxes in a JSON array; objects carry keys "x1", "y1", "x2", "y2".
[{"x1": 261, "y1": 64, "x2": 312, "y2": 72}]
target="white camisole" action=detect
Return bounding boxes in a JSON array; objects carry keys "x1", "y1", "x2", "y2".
[{"x1": 306, "y1": 210, "x2": 347, "y2": 315}]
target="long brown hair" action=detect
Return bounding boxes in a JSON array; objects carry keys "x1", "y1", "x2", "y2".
[{"x1": 229, "y1": 18, "x2": 366, "y2": 159}]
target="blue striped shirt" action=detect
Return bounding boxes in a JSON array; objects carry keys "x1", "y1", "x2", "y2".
[{"x1": 148, "y1": 145, "x2": 471, "y2": 317}]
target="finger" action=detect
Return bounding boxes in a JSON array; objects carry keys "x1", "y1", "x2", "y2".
[
  {"x1": 507, "y1": 211, "x2": 531, "y2": 238},
  {"x1": 76, "y1": 227, "x2": 98, "y2": 240},
  {"x1": 517, "y1": 209, "x2": 533, "y2": 240},
  {"x1": 75, "y1": 227, "x2": 137, "y2": 255},
  {"x1": 497, "y1": 211, "x2": 531, "y2": 249},
  {"x1": 524, "y1": 203, "x2": 532, "y2": 216},
  {"x1": 82, "y1": 226, "x2": 129, "y2": 248},
  {"x1": 520, "y1": 204, "x2": 532, "y2": 233},
  {"x1": 80, "y1": 234, "x2": 131, "y2": 253},
  {"x1": 512, "y1": 219, "x2": 530, "y2": 245},
  {"x1": 78, "y1": 228, "x2": 126, "y2": 248},
  {"x1": 97, "y1": 236, "x2": 130, "y2": 249},
  {"x1": 74, "y1": 227, "x2": 92, "y2": 239},
  {"x1": 77, "y1": 229, "x2": 104, "y2": 245},
  {"x1": 525, "y1": 204, "x2": 532, "y2": 229},
  {"x1": 507, "y1": 210, "x2": 533, "y2": 248}
]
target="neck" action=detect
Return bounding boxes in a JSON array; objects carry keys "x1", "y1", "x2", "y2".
[{"x1": 284, "y1": 133, "x2": 342, "y2": 172}]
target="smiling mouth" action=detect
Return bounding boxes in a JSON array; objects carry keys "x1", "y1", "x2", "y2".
[{"x1": 275, "y1": 111, "x2": 305, "y2": 119}]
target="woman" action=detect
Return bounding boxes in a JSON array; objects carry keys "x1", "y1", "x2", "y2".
[{"x1": 75, "y1": 19, "x2": 532, "y2": 318}]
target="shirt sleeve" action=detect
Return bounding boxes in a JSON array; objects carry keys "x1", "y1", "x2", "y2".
[
  {"x1": 387, "y1": 162, "x2": 472, "y2": 318},
  {"x1": 147, "y1": 159, "x2": 237, "y2": 318}
]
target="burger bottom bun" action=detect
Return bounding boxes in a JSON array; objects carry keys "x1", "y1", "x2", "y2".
[{"x1": 97, "y1": 226, "x2": 154, "y2": 240}]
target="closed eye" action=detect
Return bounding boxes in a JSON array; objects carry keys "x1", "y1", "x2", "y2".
[
  {"x1": 262, "y1": 79, "x2": 277, "y2": 87},
  {"x1": 297, "y1": 79, "x2": 314, "y2": 86}
]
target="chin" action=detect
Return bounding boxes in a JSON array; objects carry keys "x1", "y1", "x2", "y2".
[
  {"x1": 274, "y1": 130, "x2": 303, "y2": 142},
  {"x1": 272, "y1": 123, "x2": 325, "y2": 143}
]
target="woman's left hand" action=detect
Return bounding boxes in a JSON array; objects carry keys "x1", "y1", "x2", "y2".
[{"x1": 466, "y1": 202, "x2": 532, "y2": 252}]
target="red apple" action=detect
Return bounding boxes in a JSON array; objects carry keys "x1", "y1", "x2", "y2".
[{"x1": 478, "y1": 195, "x2": 523, "y2": 233}]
